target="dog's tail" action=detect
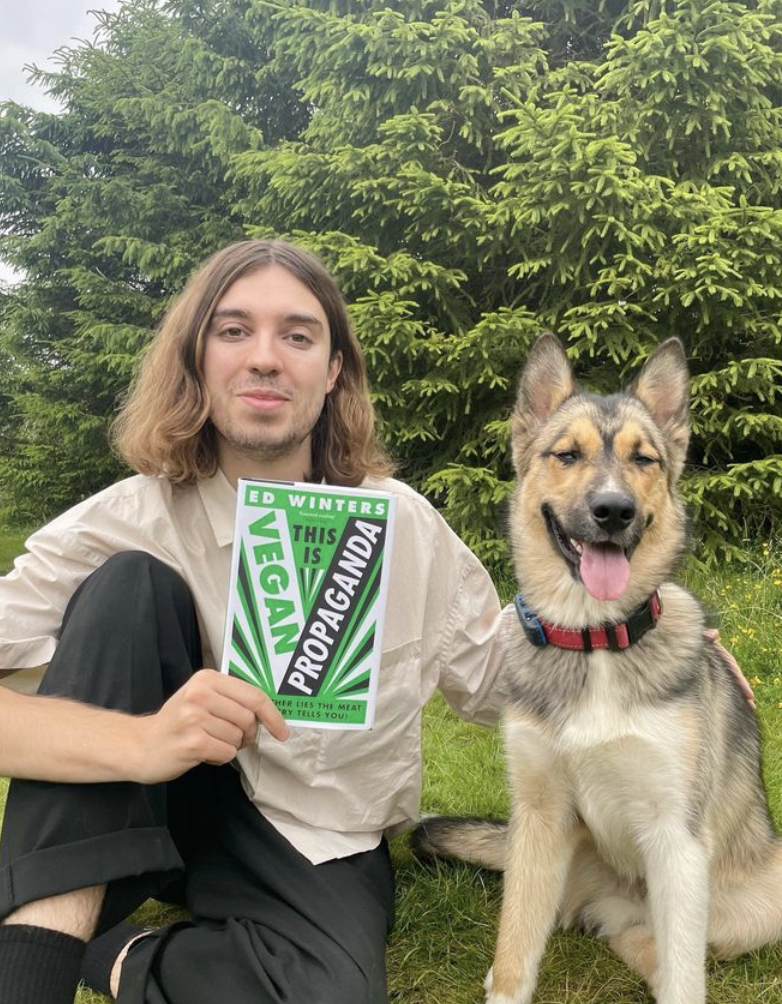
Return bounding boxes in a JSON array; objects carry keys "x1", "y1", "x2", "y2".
[{"x1": 410, "y1": 816, "x2": 508, "y2": 871}]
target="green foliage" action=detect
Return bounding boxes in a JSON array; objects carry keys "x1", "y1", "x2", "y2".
[
  {"x1": 1, "y1": 0, "x2": 781, "y2": 573},
  {"x1": 0, "y1": 527, "x2": 30, "y2": 575}
]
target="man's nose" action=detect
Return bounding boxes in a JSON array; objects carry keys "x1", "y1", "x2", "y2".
[{"x1": 246, "y1": 332, "x2": 282, "y2": 372}]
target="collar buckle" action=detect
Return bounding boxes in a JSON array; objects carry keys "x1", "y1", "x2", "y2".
[{"x1": 513, "y1": 594, "x2": 548, "y2": 647}]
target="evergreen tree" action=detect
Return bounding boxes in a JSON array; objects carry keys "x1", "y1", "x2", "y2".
[{"x1": 1, "y1": 0, "x2": 780, "y2": 570}]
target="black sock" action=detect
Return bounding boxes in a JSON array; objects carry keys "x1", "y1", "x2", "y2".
[
  {"x1": 80, "y1": 921, "x2": 146, "y2": 997},
  {"x1": 0, "y1": 924, "x2": 85, "y2": 1004}
]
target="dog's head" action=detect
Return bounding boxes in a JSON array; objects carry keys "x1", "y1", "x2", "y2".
[{"x1": 509, "y1": 334, "x2": 690, "y2": 623}]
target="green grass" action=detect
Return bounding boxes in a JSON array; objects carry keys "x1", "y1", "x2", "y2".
[{"x1": 1, "y1": 532, "x2": 781, "y2": 1002}]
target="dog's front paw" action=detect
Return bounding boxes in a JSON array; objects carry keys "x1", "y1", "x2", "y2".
[
  {"x1": 484, "y1": 967, "x2": 506, "y2": 1004},
  {"x1": 484, "y1": 966, "x2": 533, "y2": 1004},
  {"x1": 485, "y1": 991, "x2": 527, "y2": 1004}
]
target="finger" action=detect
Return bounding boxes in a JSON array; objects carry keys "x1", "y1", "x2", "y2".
[
  {"x1": 200, "y1": 686, "x2": 283, "y2": 744},
  {"x1": 193, "y1": 671, "x2": 290, "y2": 741},
  {"x1": 187, "y1": 688, "x2": 258, "y2": 738},
  {"x1": 207, "y1": 672, "x2": 290, "y2": 741},
  {"x1": 704, "y1": 633, "x2": 756, "y2": 707},
  {"x1": 199, "y1": 736, "x2": 244, "y2": 766},
  {"x1": 249, "y1": 691, "x2": 289, "y2": 741},
  {"x1": 201, "y1": 716, "x2": 246, "y2": 750}
]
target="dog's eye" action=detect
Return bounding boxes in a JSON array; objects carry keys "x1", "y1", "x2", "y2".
[
  {"x1": 553, "y1": 450, "x2": 580, "y2": 466},
  {"x1": 633, "y1": 454, "x2": 658, "y2": 468}
]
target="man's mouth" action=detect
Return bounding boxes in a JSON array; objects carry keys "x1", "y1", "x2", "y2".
[
  {"x1": 237, "y1": 387, "x2": 291, "y2": 411},
  {"x1": 542, "y1": 505, "x2": 631, "y2": 601}
]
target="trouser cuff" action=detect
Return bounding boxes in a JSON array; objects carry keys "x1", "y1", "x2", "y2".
[{"x1": 0, "y1": 826, "x2": 184, "y2": 931}]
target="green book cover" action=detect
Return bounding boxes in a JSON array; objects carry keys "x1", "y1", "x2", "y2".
[{"x1": 221, "y1": 479, "x2": 396, "y2": 729}]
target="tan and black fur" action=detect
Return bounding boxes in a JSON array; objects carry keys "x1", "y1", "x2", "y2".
[{"x1": 413, "y1": 335, "x2": 782, "y2": 1004}]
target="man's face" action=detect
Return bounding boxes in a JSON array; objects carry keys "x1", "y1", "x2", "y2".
[{"x1": 203, "y1": 265, "x2": 342, "y2": 481}]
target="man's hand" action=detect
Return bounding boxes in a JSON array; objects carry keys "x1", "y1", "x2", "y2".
[
  {"x1": 704, "y1": 628, "x2": 756, "y2": 709},
  {"x1": 129, "y1": 669, "x2": 289, "y2": 784}
]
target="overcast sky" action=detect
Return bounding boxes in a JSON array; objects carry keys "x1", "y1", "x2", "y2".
[
  {"x1": 0, "y1": 1, "x2": 122, "y2": 283},
  {"x1": 1, "y1": 0, "x2": 122, "y2": 111}
]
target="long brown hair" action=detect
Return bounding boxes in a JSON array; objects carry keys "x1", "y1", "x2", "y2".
[{"x1": 112, "y1": 240, "x2": 395, "y2": 486}]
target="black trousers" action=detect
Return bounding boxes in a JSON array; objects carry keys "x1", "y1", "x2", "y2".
[{"x1": 0, "y1": 552, "x2": 394, "y2": 1004}]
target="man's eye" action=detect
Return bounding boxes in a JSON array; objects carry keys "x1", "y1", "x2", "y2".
[
  {"x1": 288, "y1": 331, "x2": 312, "y2": 344},
  {"x1": 221, "y1": 326, "x2": 245, "y2": 339}
]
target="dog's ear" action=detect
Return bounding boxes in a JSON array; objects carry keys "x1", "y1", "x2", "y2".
[
  {"x1": 512, "y1": 334, "x2": 576, "y2": 473},
  {"x1": 630, "y1": 338, "x2": 690, "y2": 480}
]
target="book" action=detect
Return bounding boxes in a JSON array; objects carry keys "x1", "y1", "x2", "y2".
[{"x1": 221, "y1": 478, "x2": 396, "y2": 730}]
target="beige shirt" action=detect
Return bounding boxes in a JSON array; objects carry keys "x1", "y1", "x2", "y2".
[{"x1": 0, "y1": 471, "x2": 509, "y2": 863}]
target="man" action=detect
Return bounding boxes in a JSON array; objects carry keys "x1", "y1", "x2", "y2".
[{"x1": 0, "y1": 240, "x2": 507, "y2": 1004}]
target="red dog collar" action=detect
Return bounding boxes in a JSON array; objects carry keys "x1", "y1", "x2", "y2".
[{"x1": 514, "y1": 590, "x2": 663, "y2": 652}]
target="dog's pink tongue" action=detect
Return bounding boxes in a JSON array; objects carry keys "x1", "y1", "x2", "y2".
[{"x1": 580, "y1": 543, "x2": 631, "y2": 600}]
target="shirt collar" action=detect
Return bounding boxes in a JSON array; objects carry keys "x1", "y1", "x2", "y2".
[{"x1": 196, "y1": 468, "x2": 237, "y2": 548}]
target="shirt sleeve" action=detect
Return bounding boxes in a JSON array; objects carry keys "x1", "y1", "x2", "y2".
[
  {"x1": 0, "y1": 477, "x2": 186, "y2": 675},
  {"x1": 425, "y1": 515, "x2": 515, "y2": 727},
  {"x1": 0, "y1": 520, "x2": 104, "y2": 671}
]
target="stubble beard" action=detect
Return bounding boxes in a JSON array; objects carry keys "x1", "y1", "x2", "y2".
[
  {"x1": 213, "y1": 399, "x2": 325, "y2": 465},
  {"x1": 223, "y1": 426, "x2": 309, "y2": 461}
]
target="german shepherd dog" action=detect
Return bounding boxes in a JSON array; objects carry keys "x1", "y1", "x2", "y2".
[{"x1": 413, "y1": 335, "x2": 782, "y2": 1004}]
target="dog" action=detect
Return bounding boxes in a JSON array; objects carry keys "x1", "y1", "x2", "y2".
[{"x1": 412, "y1": 334, "x2": 782, "y2": 1004}]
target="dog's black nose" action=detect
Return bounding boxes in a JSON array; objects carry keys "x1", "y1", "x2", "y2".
[{"x1": 590, "y1": 492, "x2": 636, "y2": 533}]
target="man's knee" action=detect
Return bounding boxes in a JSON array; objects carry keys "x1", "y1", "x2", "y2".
[
  {"x1": 40, "y1": 549, "x2": 201, "y2": 706},
  {"x1": 60, "y1": 550, "x2": 196, "y2": 644},
  {"x1": 88, "y1": 551, "x2": 190, "y2": 603}
]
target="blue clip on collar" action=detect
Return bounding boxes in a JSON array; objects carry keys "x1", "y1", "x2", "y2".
[{"x1": 514, "y1": 594, "x2": 548, "y2": 647}]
